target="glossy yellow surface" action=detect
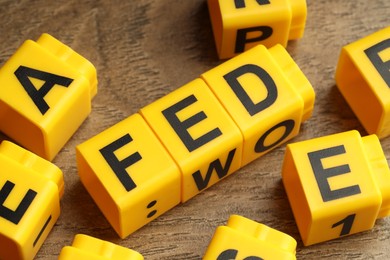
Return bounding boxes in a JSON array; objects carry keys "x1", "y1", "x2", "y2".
[
  {"x1": 207, "y1": 0, "x2": 307, "y2": 59},
  {"x1": 140, "y1": 78, "x2": 243, "y2": 202},
  {"x1": 0, "y1": 33, "x2": 97, "y2": 160},
  {"x1": 203, "y1": 215, "x2": 297, "y2": 259},
  {"x1": 336, "y1": 26, "x2": 390, "y2": 138},
  {"x1": 202, "y1": 44, "x2": 314, "y2": 166},
  {"x1": 58, "y1": 234, "x2": 143, "y2": 260},
  {"x1": 282, "y1": 130, "x2": 390, "y2": 245},
  {"x1": 76, "y1": 113, "x2": 181, "y2": 238},
  {"x1": 0, "y1": 141, "x2": 63, "y2": 260}
]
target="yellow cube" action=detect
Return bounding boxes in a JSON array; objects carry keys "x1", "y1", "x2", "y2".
[
  {"x1": 203, "y1": 215, "x2": 297, "y2": 259},
  {"x1": 58, "y1": 234, "x2": 143, "y2": 260},
  {"x1": 0, "y1": 141, "x2": 63, "y2": 260},
  {"x1": 140, "y1": 79, "x2": 243, "y2": 202},
  {"x1": 282, "y1": 130, "x2": 390, "y2": 245},
  {"x1": 0, "y1": 33, "x2": 97, "y2": 160},
  {"x1": 207, "y1": 0, "x2": 307, "y2": 59},
  {"x1": 335, "y1": 26, "x2": 390, "y2": 138},
  {"x1": 202, "y1": 44, "x2": 315, "y2": 166},
  {"x1": 76, "y1": 113, "x2": 181, "y2": 238}
]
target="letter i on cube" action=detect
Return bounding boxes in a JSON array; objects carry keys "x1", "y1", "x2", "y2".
[
  {"x1": 0, "y1": 33, "x2": 97, "y2": 160},
  {"x1": 0, "y1": 141, "x2": 64, "y2": 260},
  {"x1": 76, "y1": 44, "x2": 315, "y2": 238},
  {"x1": 282, "y1": 130, "x2": 390, "y2": 245},
  {"x1": 336, "y1": 26, "x2": 390, "y2": 138},
  {"x1": 207, "y1": 0, "x2": 307, "y2": 59}
]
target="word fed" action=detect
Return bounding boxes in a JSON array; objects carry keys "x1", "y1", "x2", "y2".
[
  {"x1": 336, "y1": 26, "x2": 390, "y2": 138},
  {"x1": 203, "y1": 215, "x2": 297, "y2": 259},
  {"x1": 58, "y1": 234, "x2": 144, "y2": 260},
  {"x1": 0, "y1": 141, "x2": 64, "y2": 260},
  {"x1": 0, "y1": 33, "x2": 97, "y2": 160},
  {"x1": 282, "y1": 130, "x2": 390, "y2": 245},
  {"x1": 76, "y1": 43, "x2": 315, "y2": 239},
  {"x1": 207, "y1": 0, "x2": 307, "y2": 59}
]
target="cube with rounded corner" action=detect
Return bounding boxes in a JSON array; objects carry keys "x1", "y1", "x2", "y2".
[
  {"x1": 0, "y1": 33, "x2": 97, "y2": 160},
  {"x1": 282, "y1": 130, "x2": 390, "y2": 245},
  {"x1": 58, "y1": 234, "x2": 143, "y2": 260},
  {"x1": 140, "y1": 78, "x2": 243, "y2": 202},
  {"x1": 76, "y1": 113, "x2": 181, "y2": 238},
  {"x1": 0, "y1": 141, "x2": 63, "y2": 260},
  {"x1": 335, "y1": 26, "x2": 390, "y2": 138},
  {"x1": 203, "y1": 215, "x2": 297, "y2": 259},
  {"x1": 202, "y1": 44, "x2": 315, "y2": 166},
  {"x1": 207, "y1": 0, "x2": 307, "y2": 59}
]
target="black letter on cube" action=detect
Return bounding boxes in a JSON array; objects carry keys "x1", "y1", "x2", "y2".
[
  {"x1": 234, "y1": 0, "x2": 270, "y2": 9},
  {"x1": 235, "y1": 27, "x2": 273, "y2": 54},
  {"x1": 0, "y1": 180, "x2": 37, "y2": 224},
  {"x1": 224, "y1": 64, "x2": 278, "y2": 116},
  {"x1": 217, "y1": 249, "x2": 263, "y2": 260},
  {"x1": 192, "y1": 148, "x2": 236, "y2": 191},
  {"x1": 255, "y1": 119, "x2": 295, "y2": 153},
  {"x1": 162, "y1": 94, "x2": 222, "y2": 152},
  {"x1": 308, "y1": 145, "x2": 361, "y2": 202},
  {"x1": 14, "y1": 66, "x2": 74, "y2": 115},
  {"x1": 100, "y1": 134, "x2": 142, "y2": 192},
  {"x1": 364, "y1": 38, "x2": 390, "y2": 87}
]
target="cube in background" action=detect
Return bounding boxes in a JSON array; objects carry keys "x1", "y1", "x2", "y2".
[
  {"x1": 0, "y1": 33, "x2": 97, "y2": 160},
  {"x1": 0, "y1": 141, "x2": 63, "y2": 260},
  {"x1": 203, "y1": 215, "x2": 297, "y2": 259},
  {"x1": 58, "y1": 234, "x2": 143, "y2": 260},
  {"x1": 207, "y1": 0, "x2": 307, "y2": 59},
  {"x1": 336, "y1": 26, "x2": 390, "y2": 138},
  {"x1": 282, "y1": 130, "x2": 390, "y2": 245}
]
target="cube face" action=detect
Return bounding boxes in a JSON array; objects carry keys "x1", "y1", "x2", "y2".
[
  {"x1": 0, "y1": 34, "x2": 97, "y2": 160},
  {"x1": 0, "y1": 144, "x2": 61, "y2": 260},
  {"x1": 335, "y1": 26, "x2": 390, "y2": 138},
  {"x1": 202, "y1": 44, "x2": 314, "y2": 166},
  {"x1": 203, "y1": 215, "x2": 296, "y2": 260},
  {"x1": 76, "y1": 113, "x2": 181, "y2": 238},
  {"x1": 140, "y1": 79, "x2": 243, "y2": 202},
  {"x1": 282, "y1": 130, "x2": 388, "y2": 245},
  {"x1": 58, "y1": 234, "x2": 144, "y2": 260},
  {"x1": 207, "y1": 0, "x2": 307, "y2": 59}
]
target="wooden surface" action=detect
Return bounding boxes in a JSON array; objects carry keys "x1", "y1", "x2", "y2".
[{"x1": 1, "y1": 0, "x2": 390, "y2": 259}]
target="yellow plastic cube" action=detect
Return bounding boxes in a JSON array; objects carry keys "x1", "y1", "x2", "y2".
[
  {"x1": 140, "y1": 79, "x2": 243, "y2": 202},
  {"x1": 202, "y1": 44, "x2": 315, "y2": 166},
  {"x1": 58, "y1": 234, "x2": 143, "y2": 260},
  {"x1": 76, "y1": 113, "x2": 181, "y2": 238},
  {"x1": 335, "y1": 26, "x2": 390, "y2": 138},
  {"x1": 203, "y1": 215, "x2": 297, "y2": 259},
  {"x1": 0, "y1": 33, "x2": 97, "y2": 160},
  {"x1": 0, "y1": 141, "x2": 64, "y2": 260},
  {"x1": 207, "y1": 0, "x2": 307, "y2": 59},
  {"x1": 282, "y1": 130, "x2": 390, "y2": 245}
]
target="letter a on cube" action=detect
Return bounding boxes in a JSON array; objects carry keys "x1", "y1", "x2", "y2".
[
  {"x1": 336, "y1": 26, "x2": 390, "y2": 138},
  {"x1": 282, "y1": 130, "x2": 390, "y2": 245},
  {"x1": 0, "y1": 141, "x2": 63, "y2": 260},
  {"x1": 0, "y1": 33, "x2": 97, "y2": 160}
]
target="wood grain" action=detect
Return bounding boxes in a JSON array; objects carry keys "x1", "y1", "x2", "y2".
[{"x1": 1, "y1": 0, "x2": 390, "y2": 259}]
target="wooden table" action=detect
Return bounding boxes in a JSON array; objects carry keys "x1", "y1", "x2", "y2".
[{"x1": 1, "y1": 0, "x2": 389, "y2": 259}]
